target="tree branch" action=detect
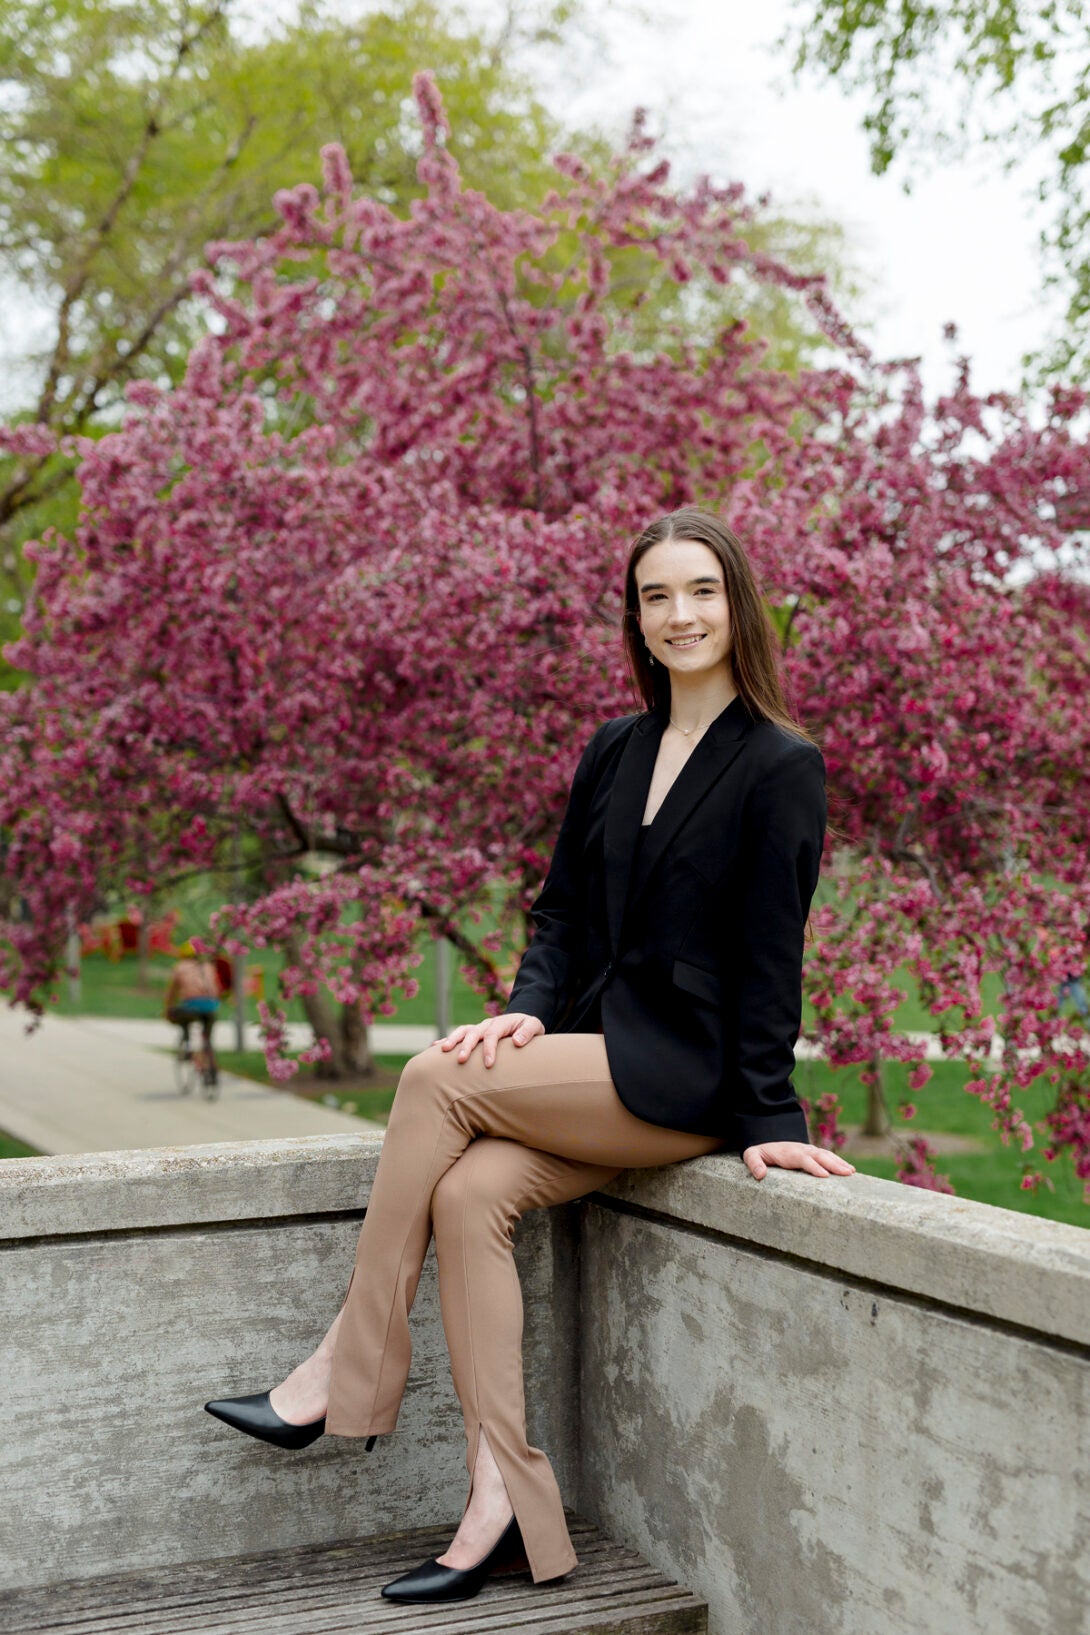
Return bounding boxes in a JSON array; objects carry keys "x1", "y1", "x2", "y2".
[{"x1": 35, "y1": 2, "x2": 229, "y2": 424}]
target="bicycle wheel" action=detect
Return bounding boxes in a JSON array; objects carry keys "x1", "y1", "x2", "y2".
[
  {"x1": 174, "y1": 1038, "x2": 197, "y2": 1096},
  {"x1": 201, "y1": 1063, "x2": 221, "y2": 1102}
]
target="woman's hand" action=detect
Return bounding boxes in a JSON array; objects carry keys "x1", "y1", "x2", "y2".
[
  {"x1": 742, "y1": 1141, "x2": 856, "y2": 1181},
  {"x1": 435, "y1": 1013, "x2": 545, "y2": 1068}
]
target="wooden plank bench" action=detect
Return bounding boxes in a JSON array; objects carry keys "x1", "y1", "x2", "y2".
[{"x1": 0, "y1": 1512, "x2": 708, "y2": 1635}]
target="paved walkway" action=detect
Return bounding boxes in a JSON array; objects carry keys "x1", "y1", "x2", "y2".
[{"x1": 0, "y1": 1011, "x2": 438, "y2": 1157}]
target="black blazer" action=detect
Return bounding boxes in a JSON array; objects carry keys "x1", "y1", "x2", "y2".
[{"x1": 504, "y1": 694, "x2": 827, "y2": 1149}]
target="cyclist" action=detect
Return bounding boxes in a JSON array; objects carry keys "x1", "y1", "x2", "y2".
[{"x1": 164, "y1": 940, "x2": 223, "y2": 1086}]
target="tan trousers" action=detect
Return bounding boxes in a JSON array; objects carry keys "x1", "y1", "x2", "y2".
[{"x1": 324, "y1": 1032, "x2": 726, "y2": 1583}]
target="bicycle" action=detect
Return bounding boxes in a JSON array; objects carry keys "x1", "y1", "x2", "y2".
[
  {"x1": 171, "y1": 1014, "x2": 221, "y2": 1101},
  {"x1": 173, "y1": 1025, "x2": 200, "y2": 1097}
]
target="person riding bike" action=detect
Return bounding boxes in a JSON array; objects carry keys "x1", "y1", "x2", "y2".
[{"x1": 164, "y1": 941, "x2": 223, "y2": 1086}]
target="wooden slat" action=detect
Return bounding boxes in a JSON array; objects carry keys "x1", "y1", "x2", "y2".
[
  {"x1": 0, "y1": 1514, "x2": 706, "y2": 1635},
  {"x1": 0, "y1": 1528, "x2": 627, "y2": 1628}
]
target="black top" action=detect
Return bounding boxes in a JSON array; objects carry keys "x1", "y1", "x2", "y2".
[
  {"x1": 586, "y1": 823, "x2": 651, "y2": 1034},
  {"x1": 629, "y1": 817, "x2": 654, "y2": 896}
]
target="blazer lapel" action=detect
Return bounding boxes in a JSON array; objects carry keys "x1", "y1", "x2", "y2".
[{"x1": 603, "y1": 696, "x2": 751, "y2": 955}]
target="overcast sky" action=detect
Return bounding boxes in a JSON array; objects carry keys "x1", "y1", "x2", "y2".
[{"x1": 524, "y1": 0, "x2": 1065, "y2": 404}]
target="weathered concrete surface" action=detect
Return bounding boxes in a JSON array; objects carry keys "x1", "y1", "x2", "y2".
[
  {"x1": 0, "y1": 1136, "x2": 580, "y2": 1593},
  {"x1": 580, "y1": 1165, "x2": 1090, "y2": 1635},
  {"x1": 596, "y1": 1156, "x2": 1090, "y2": 1347},
  {"x1": 4, "y1": 1135, "x2": 1088, "y2": 1632},
  {"x1": 0, "y1": 1007, "x2": 385, "y2": 1155}
]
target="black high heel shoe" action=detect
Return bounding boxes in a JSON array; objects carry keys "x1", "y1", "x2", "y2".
[
  {"x1": 381, "y1": 1513, "x2": 528, "y2": 1603},
  {"x1": 203, "y1": 1391, "x2": 377, "y2": 1452}
]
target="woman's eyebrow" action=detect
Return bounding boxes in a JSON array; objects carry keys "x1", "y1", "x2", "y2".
[{"x1": 638, "y1": 576, "x2": 721, "y2": 593}]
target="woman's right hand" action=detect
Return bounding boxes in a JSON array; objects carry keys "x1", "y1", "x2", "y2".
[{"x1": 436, "y1": 1013, "x2": 545, "y2": 1068}]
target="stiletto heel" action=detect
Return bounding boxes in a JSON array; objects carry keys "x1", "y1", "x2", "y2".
[
  {"x1": 203, "y1": 1390, "x2": 378, "y2": 1452},
  {"x1": 381, "y1": 1513, "x2": 528, "y2": 1603}
]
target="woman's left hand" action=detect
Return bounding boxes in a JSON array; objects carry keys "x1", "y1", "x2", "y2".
[{"x1": 742, "y1": 1141, "x2": 856, "y2": 1181}]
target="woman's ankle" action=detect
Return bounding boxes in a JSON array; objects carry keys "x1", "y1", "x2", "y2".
[{"x1": 317, "y1": 1311, "x2": 344, "y2": 1359}]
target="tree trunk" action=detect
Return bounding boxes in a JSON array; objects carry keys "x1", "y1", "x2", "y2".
[
  {"x1": 137, "y1": 913, "x2": 151, "y2": 993},
  {"x1": 281, "y1": 933, "x2": 376, "y2": 1079},
  {"x1": 861, "y1": 1057, "x2": 892, "y2": 1137},
  {"x1": 65, "y1": 905, "x2": 81, "y2": 1007},
  {"x1": 339, "y1": 999, "x2": 376, "y2": 1078}
]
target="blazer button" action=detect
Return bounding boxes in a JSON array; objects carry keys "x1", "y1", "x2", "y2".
[{"x1": 603, "y1": 961, "x2": 613, "y2": 980}]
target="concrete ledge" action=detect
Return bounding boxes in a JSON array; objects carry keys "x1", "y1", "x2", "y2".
[
  {"x1": 5, "y1": 1139, "x2": 1088, "y2": 1348},
  {"x1": 0, "y1": 1134, "x2": 384, "y2": 1238},
  {"x1": 597, "y1": 1156, "x2": 1090, "y2": 1349}
]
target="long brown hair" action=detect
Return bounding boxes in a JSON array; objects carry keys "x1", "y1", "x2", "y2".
[{"x1": 621, "y1": 507, "x2": 820, "y2": 750}]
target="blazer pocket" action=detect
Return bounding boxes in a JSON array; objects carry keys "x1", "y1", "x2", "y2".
[{"x1": 672, "y1": 958, "x2": 721, "y2": 1005}]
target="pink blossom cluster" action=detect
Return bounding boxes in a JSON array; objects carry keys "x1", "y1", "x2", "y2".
[{"x1": 1, "y1": 74, "x2": 1089, "y2": 1196}]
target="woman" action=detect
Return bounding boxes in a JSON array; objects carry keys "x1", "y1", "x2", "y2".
[{"x1": 205, "y1": 508, "x2": 855, "y2": 1603}]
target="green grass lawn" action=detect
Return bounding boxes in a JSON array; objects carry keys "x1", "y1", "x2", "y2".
[
  {"x1": 49, "y1": 944, "x2": 1029, "y2": 1043},
  {"x1": 0, "y1": 1130, "x2": 41, "y2": 1160},
  {"x1": 794, "y1": 1055, "x2": 1089, "y2": 1227},
  {"x1": 46, "y1": 941, "x2": 495, "y2": 1029}
]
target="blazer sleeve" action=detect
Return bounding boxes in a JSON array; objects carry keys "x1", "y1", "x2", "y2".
[
  {"x1": 729, "y1": 740, "x2": 826, "y2": 1151},
  {"x1": 503, "y1": 723, "x2": 607, "y2": 1030}
]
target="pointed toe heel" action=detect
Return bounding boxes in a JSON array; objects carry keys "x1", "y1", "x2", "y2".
[
  {"x1": 204, "y1": 1390, "x2": 325, "y2": 1449},
  {"x1": 381, "y1": 1514, "x2": 527, "y2": 1603},
  {"x1": 204, "y1": 1390, "x2": 381, "y2": 1453}
]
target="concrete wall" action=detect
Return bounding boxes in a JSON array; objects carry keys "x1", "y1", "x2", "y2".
[
  {"x1": 581, "y1": 1159, "x2": 1090, "y2": 1635},
  {"x1": 0, "y1": 1135, "x2": 581, "y2": 1592},
  {"x1": 3, "y1": 1134, "x2": 1088, "y2": 1635}
]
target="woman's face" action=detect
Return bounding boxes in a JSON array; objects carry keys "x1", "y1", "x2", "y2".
[{"x1": 635, "y1": 538, "x2": 732, "y2": 682}]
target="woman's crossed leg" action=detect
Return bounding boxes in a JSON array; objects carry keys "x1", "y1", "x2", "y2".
[{"x1": 271, "y1": 1033, "x2": 725, "y2": 1582}]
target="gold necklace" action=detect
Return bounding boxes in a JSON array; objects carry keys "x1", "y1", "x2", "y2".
[{"x1": 668, "y1": 693, "x2": 738, "y2": 737}]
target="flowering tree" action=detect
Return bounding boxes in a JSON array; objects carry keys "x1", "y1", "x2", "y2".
[{"x1": 1, "y1": 74, "x2": 1088, "y2": 1195}]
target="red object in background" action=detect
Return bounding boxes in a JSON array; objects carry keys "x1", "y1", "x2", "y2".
[
  {"x1": 77, "y1": 908, "x2": 182, "y2": 958},
  {"x1": 148, "y1": 910, "x2": 180, "y2": 954},
  {"x1": 78, "y1": 922, "x2": 124, "y2": 959},
  {"x1": 214, "y1": 955, "x2": 233, "y2": 995}
]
